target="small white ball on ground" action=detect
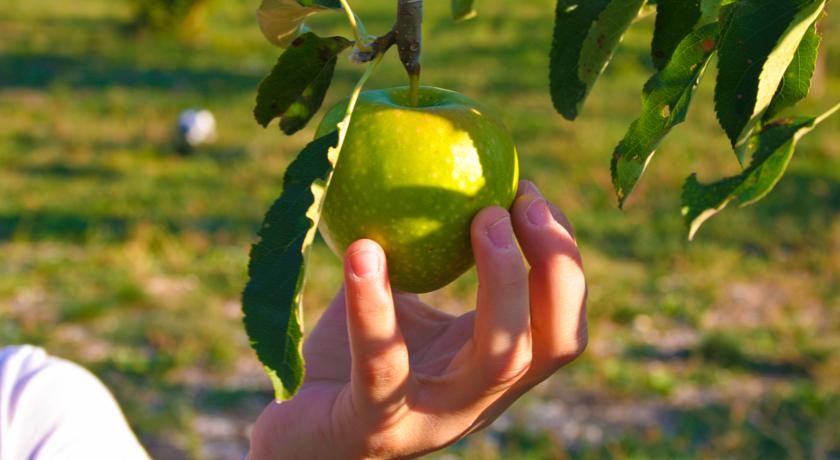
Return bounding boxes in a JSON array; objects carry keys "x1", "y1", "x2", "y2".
[{"x1": 177, "y1": 109, "x2": 218, "y2": 148}]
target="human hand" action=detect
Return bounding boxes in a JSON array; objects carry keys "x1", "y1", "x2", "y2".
[{"x1": 248, "y1": 180, "x2": 587, "y2": 459}]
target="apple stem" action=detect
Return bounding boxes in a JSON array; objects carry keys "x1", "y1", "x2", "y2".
[
  {"x1": 409, "y1": 74, "x2": 420, "y2": 107},
  {"x1": 396, "y1": 0, "x2": 422, "y2": 104}
]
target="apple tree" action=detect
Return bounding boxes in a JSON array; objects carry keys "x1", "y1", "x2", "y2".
[{"x1": 242, "y1": 0, "x2": 838, "y2": 398}]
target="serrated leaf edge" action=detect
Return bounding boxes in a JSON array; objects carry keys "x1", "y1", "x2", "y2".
[
  {"x1": 613, "y1": 23, "x2": 719, "y2": 207},
  {"x1": 714, "y1": 0, "x2": 826, "y2": 157},
  {"x1": 245, "y1": 57, "x2": 383, "y2": 399},
  {"x1": 575, "y1": 0, "x2": 647, "y2": 116},
  {"x1": 684, "y1": 102, "x2": 839, "y2": 240}
]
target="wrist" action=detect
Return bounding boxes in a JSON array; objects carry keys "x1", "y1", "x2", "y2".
[
  {"x1": 248, "y1": 386, "x2": 359, "y2": 460},
  {"x1": 249, "y1": 398, "x2": 325, "y2": 459}
]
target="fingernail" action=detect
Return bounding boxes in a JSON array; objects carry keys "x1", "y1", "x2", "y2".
[
  {"x1": 486, "y1": 216, "x2": 514, "y2": 249},
  {"x1": 349, "y1": 247, "x2": 381, "y2": 278},
  {"x1": 526, "y1": 198, "x2": 552, "y2": 227},
  {"x1": 519, "y1": 181, "x2": 540, "y2": 197}
]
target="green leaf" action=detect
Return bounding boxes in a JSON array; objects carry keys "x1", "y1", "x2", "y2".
[
  {"x1": 699, "y1": 0, "x2": 725, "y2": 23},
  {"x1": 612, "y1": 22, "x2": 720, "y2": 207},
  {"x1": 714, "y1": 0, "x2": 826, "y2": 161},
  {"x1": 764, "y1": 23, "x2": 821, "y2": 121},
  {"x1": 257, "y1": 0, "x2": 337, "y2": 48},
  {"x1": 716, "y1": 2, "x2": 737, "y2": 28},
  {"x1": 254, "y1": 32, "x2": 352, "y2": 135},
  {"x1": 550, "y1": 0, "x2": 646, "y2": 120},
  {"x1": 452, "y1": 0, "x2": 477, "y2": 21},
  {"x1": 682, "y1": 103, "x2": 839, "y2": 240},
  {"x1": 278, "y1": 57, "x2": 337, "y2": 135},
  {"x1": 242, "y1": 131, "x2": 338, "y2": 399},
  {"x1": 296, "y1": 0, "x2": 341, "y2": 8},
  {"x1": 244, "y1": 55, "x2": 380, "y2": 400},
  {"x1": 651, "y1": 0, "x2": 702, "y2": 70},
  {"x1": 649, "y1": 0, "x2": 721, "y2": 70}
]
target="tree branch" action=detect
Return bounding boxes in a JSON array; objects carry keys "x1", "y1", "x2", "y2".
[
  {"x1": 352, "y1": 27, "x2": 396, "y2": 63},
  {"x1": 396, "y1": 0, "x2": 422, "y2": 76},
  {"x1": 352, "y1": 0, "x2": 422, "y2": 105},
  {"x1": 396, "y1": 0, "x2": 422, "y2": 105}
]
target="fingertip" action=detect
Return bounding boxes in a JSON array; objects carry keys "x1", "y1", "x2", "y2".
[
  {"x1": 472, "y1": 205, "x2": 509, "y2": 229},
  {"x1": 345, "y1": 239, "x2": 385, "y2": 280},
  {"x1": 512, "y1": 193, "x2": 576, "y2": 241},
  {"x1": 470, "y1": 207, "x2": 528, "y2": 309},
  {"x1": 342, "y1": 241, "x2": 399, "y2": 351},
  {"x1": 343, "y1": 239, "x2": 393, "y2": 316},
  {"x1": 345, "y1": 238, "x2": 384, "y2": 258},
  {"x1": 516, "y1": 180, "x2": 540, "y2": 199},
  {"x1": 471, "y1": 206, "x2": 515, "y2": 251}
]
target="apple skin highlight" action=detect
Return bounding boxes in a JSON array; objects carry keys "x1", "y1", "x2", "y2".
[{"x1": 316, "y1": 86, "x2": 519, "y2": 293}]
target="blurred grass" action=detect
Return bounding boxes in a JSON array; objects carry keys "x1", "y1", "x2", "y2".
[{"x1": 1, "y1": 0, "x2": 839, "y2": 458}]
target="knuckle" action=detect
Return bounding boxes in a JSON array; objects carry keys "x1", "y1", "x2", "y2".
[
  {"x1": 498, "y1": 273, "x2": 529, "y2": 291},
  {"x1": 356, "y1": 346, "x2": 407, "y2": 387},
  {"x1": 531, "y1": 251, "x2": 584, "y2": 287},
  {"x1": 351, "y1": 293, "x2": 387, "y2": 317},
  {"x1": 491, "y1": 258, "x2": 529, "y2": 289},
  {"x1": 484, "y1": 346, "x2": 532, "y2": 389},
  {"x1": 566, "y1": 332, "x2": 589, "y2": 360},
  {"x1": 359, "y1": 358, "x2": 404, "y2": 387},
  {"x1": 548, "y1": 248, "x2": 584, "y2": 274},
  {"x1": 551, "y1": 328, "x2": 589, "y2": 367}
]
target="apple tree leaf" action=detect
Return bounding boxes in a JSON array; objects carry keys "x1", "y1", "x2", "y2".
[
  {"x1": 650, "y1": 0, "x2": 702, "y2": 70},
  {"x1": 550, "y1": 0, "x2": 646, "y2": 121},
  {"x1": 242, "y1": 131, "x2": 338, "y2": 399},
  {"x1": 257, "y1": 0, "x2": 338, "y2": 48},
  {"x1": 650, "y1": 0, "x2": 722, "y2": 69},
  {"x1": 244, "y1": 54, "x2": 379, "y2": 400},
  {"x1": 714, "y1": 0, "x2": 826, "y2": 161},
  {"x1": 278, "y1": 60, "x2": 337, "y2": 135},
  {"x1": 682, "y1": 102, "x2": 839, "y2": 240},
  {"x1": 452, "y1": 0, "x2": 477, "y2": 21},
  {"x1": 612, "y1": 22, "x2": 719, "y2": 207},
  {"x1": 254, "y1": 32, "x2": 352, "y2": 135},
  {"x1": 296, "y1": 0, "x2": 341, "y2": 8},
  {"x1": 764, "y1": 23, "x2": 821, "y2": 121}
]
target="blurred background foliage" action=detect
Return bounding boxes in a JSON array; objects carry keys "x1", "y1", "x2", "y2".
[
  {"x1": 130, "y1": 0, "x2": 212, "y2": 36},
  {"x1": 1, "y1": 0, "x2": 839, "y2": 458}
]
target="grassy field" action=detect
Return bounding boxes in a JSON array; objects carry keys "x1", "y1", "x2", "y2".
[{"x1": 2, "y1": 0, "x2": 840, "y2": 458}]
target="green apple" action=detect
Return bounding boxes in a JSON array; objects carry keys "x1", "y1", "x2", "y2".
[{"x1": 315, "y1": 86, "x2": 519, "y2": 293}]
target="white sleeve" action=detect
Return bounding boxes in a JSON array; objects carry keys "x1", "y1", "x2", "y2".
[{"x1": 0, "y1": 345, "x2": 150, "y2": 460}]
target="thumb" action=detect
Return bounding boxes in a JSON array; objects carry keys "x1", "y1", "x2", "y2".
[{"x1": 344, "y1": 239, "x2": 410, "y2": 419}]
